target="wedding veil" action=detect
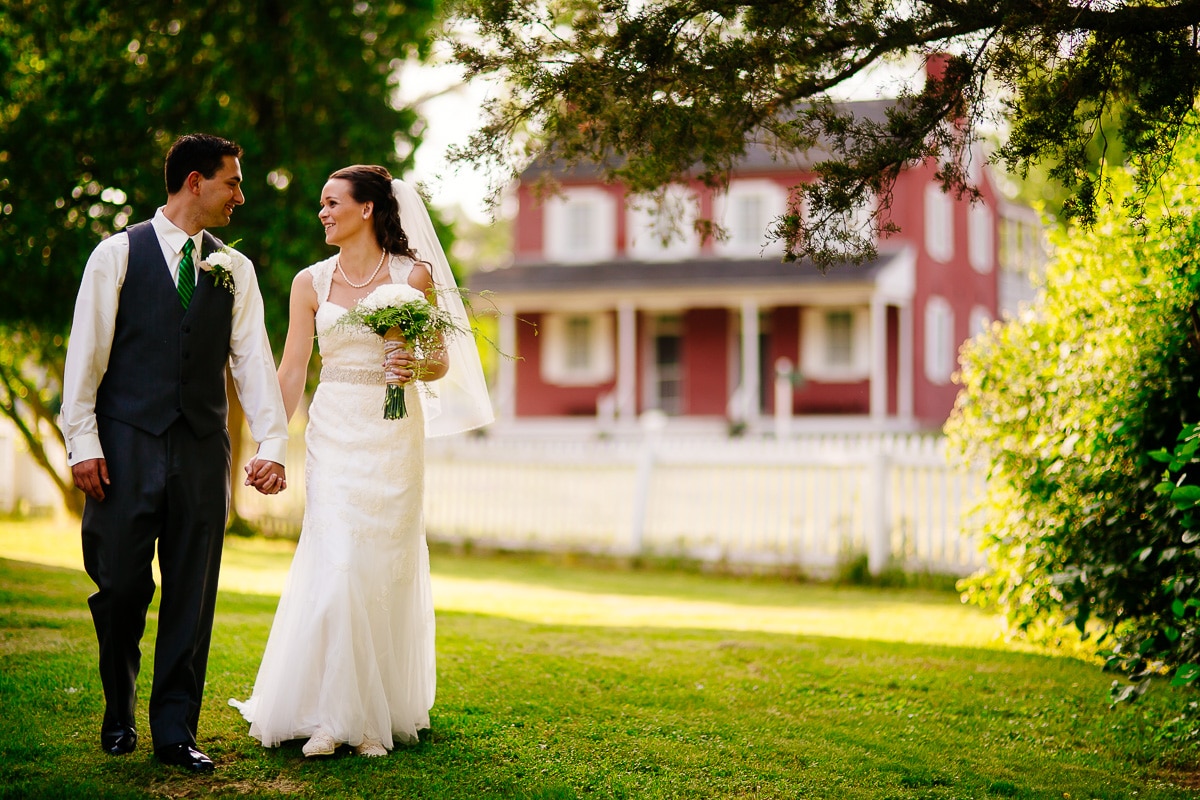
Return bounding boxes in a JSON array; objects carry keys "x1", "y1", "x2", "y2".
[{"x1": 392, "y1": 178, "x2": 495, "y2": 438}]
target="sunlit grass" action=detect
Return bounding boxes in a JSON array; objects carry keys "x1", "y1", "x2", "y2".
[
  {"x1": 2, "y1": 518, "x2": 1199, "y2": 798},
  {"x1": 2, "y1": 518, "x2": 1010, "y2": 649}
]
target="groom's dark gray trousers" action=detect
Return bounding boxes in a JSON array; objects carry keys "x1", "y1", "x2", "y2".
[
  {"x1": 82, "y1": 417, "x2": 230, "y2": 749},
  {"x1": 80, "y1": 220, "x2": 233, "y2": 750}
]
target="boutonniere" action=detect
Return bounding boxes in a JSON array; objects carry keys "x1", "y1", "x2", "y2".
[{"x1": 198, "y1": 239, "x2": 241, "y2": 293}]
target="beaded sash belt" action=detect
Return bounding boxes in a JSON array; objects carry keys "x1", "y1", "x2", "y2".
[{"x1": 320, "y1": 366, "x2": 386, "y2": 386}]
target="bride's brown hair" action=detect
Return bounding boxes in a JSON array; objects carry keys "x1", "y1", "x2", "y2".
[{"x1": 328, "y1": 165, "x2": 417, "y2": 259}]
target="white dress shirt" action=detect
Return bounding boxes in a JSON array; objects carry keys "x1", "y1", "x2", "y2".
[{"x1": 61, "y1": 208, "x2": 288, "y2": 466}]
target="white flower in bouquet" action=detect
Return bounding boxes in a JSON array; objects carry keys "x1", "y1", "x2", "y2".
[{"x1": 339, "y1": 283, "x2": 463, "y2": 419}]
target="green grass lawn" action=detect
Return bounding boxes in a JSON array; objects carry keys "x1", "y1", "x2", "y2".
[{"x1": 1, "y1": 518, "x2": 1198, "y2": 799}]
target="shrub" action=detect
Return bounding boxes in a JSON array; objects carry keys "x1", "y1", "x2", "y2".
[{"x1": 947, "y1": 139, "x2": 1200, "y2": 721}]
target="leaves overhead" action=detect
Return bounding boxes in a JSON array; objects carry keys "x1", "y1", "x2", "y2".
[
  {"x1": 446, "y1": 0, "x2": 1200, "y2": 268},
  {"x1": 0, "y1": 0, "x2": 436, "y2": 335}
]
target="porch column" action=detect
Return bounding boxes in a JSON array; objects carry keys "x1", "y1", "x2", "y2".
[
  {"x1": 869, "y1": 295, "x2": 888, "y2": 421},
  {"x1": 617, "y1": 301, "x2": 637, "y2": 422},
  {"x1": 496, "y1": 305, "x2": 517, "y2": 420},
  {"x1": 898, "y1": 300, "x2": 914, "y2": 421},
  {"x1": 740, "y1": 298, "x2": 760, "y2": 423}
]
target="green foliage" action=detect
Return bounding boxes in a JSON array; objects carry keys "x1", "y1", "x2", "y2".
[
  {"x1": 0, "y1": 0, "x2": 439, "y2": 510},
  {"x1": 947, "y1": 128, "x2": 1200, "y2": 727},
  {"x1": 447, "y1": 0, "x2": 1200, "y2": 269},
  {"x1": 0, "y1": 0, "x2": 436, "y2": 335}
]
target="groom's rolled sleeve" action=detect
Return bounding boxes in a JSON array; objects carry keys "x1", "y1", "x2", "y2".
[
  {"x1": 227, "y1": 251, "x2": 288, "y2": 466},
  {"x1": 62, "y1": 235, "x2": 127, "y2": 466}
]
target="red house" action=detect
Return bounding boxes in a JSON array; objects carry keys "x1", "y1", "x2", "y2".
[{"x1": 470, "y1": 100, "x2": 1042, "y2": 434}]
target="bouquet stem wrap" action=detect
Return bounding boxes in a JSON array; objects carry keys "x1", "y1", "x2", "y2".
[{"x1": 382, "y1": 327, "x2": 408, "y2": 419}]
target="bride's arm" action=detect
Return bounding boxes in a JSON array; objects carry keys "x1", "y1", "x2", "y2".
[
  {"x1": 277, "y1": 269, "x2": 319, "y2": 421},
  {"x1": 405, "y1": 261, "x2": 450, "y2": 382}
]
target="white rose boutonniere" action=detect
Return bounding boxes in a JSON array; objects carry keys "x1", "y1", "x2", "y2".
[{"x1": 198, "y1": 239, "x2": 241, "y2": 293}]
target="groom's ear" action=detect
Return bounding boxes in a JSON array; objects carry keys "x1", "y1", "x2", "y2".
[{"x1": 185, "y1": 171, "x2": 203, "y2": 195}]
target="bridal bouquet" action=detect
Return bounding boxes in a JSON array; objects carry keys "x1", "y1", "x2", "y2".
[{"x1": 340, "y1": 283, "x2": 461, "y2": 419}]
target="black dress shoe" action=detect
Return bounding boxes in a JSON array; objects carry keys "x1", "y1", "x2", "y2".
[
  {"x1": 155, "y1": 743, "x2": 215, "y2": 773},
  {"x1": 100, "y1": 725, "x2": 137, "y2": 755}
]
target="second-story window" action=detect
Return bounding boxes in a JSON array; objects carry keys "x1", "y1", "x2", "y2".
[
  {"x1": 544, "y1": 187, "x2": 617, "y2": 263},
  {"x1": 925, "y1": 183, "x2": 954, "y2": 263},
  {"x1": 715, "y1": 180, "x2": 787, "y2": 257},
  {"x1": 968, "y1": 202, "x2": 994, "y2": 273},
  {"x1": 626, "y1": 186, "x2": 700, "y2": 261}
]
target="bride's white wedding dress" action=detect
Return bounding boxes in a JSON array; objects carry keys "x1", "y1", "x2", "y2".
[{"x1": 231, "y1": 256, "x2": 435, "y2": 750}]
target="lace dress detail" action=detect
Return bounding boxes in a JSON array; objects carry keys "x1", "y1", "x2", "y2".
[{"x1": 231, "y1": 256, "x2": 434, "y2": 750}]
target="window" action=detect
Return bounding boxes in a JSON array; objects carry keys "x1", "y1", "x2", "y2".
[
  {"x1": 565, "y1": 316, "x2": 592, "y2": 370},
  {"x1": 924, "y1": 183, "x2": 954, "y2": 263},
  {"x1": 825, "y1": 310, "x2": 854, "y2": 368},
  {"x1": 714, "y1": 180, "x2": 787, "y2": 257},
  {"x1": 968, "y1": 202, "x2": 994, "y2": 273},
  {"x1": 800, "y1": 306, "x2": 870, "y2": 380},
  {"x1": 540, "y1": 312, "x2": 615, "y2": 385},
  {"x1": 924, "y1": 296, "x2": 955, "y2": 384},
  {"x1": 969, "y1": 305, "x2": 991, "y2": 337},
  {"x1": 544, "y1": 187, "x2": 617, "y2": 263},
  {"x1": 626, "y1": 187, "x2": 700, "y2": 261}
]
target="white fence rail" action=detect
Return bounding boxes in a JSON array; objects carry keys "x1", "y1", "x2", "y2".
[{"x1": 421, "y1": 432, "x2": 986, "y2": 576}]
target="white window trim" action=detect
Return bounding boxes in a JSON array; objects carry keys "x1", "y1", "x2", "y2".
[
  {"x1": 968, "y1": 202, "x2": 994, "y2": 273},
  {"x1": 544, "y1": 187, "x2": 617, "y2": 263},
  {"x1": 713, "y1": 179, "x2": 788, "y2": 257},
  {"x1": 799, "y1": 306, "x2": 871, "y2": 381},
  {"x1": 924, "y1": 183, "x2": 954, "y2": 263},
  {"x1": 969, "y1": 304, "x2": 992, "y2": 337},
  {"x1": 540, "y1": 311, "x2": 615, "y2": 386},
  {"x1": 626, "y1": 187, "x2": 701, "y2": 261},
  {"x1": 924, "y1": 296, "x2": 955, "y2": 385}
]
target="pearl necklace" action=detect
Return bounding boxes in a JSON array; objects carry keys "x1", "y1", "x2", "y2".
[{"x1": 336, "y1": 250, "x2": 387, "y2": 289}]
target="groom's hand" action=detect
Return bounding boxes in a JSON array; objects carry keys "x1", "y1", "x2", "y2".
[
  {"x1": 245, "y1": 459, "x2": 287, "y2": 495},
  {"x1": 72, "y1": 458, "x2": 110, "y2": 502}
]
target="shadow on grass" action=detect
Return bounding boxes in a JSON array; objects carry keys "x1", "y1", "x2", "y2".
[{"x1": 3, "y1": 557, "x2": 1200, "y2": 799}]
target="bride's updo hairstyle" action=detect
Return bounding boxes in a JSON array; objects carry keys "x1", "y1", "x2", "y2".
[{"x1": 328, "y1": 164, "x2": 417, "y2": 259}]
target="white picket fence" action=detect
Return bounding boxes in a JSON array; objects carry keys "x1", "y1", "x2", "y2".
[{"x1": 420, "y1": 431, "x2": 986, "y2": 576}]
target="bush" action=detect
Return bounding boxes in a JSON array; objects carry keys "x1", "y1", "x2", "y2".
[{"x1": 947, "y1": 139, "x2": 1200, "y2": 719}]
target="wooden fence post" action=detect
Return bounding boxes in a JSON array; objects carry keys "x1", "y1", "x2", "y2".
[{"x1": 867, "y1": 450, "x2": 891, "y2": 575}]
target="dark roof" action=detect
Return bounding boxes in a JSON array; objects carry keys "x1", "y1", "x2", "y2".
[
  {"x1": 520, "y1": 99, "x2": 898, "y2": 181},
  {"x1": 468, "y1": 249, "x2": 900, "y2": 295}
]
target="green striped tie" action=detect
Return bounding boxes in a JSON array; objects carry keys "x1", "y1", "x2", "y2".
[{"x1": 177, "y1": 238, "x2": 196, "y2": 309}]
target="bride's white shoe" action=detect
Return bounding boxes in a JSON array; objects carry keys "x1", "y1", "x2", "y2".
[
  {"x1": 302, "y1": 730, "x2": 338, "y2": 757},
  {"x1": 354, "y1": 737, "x2": 388, "y2": 757}
]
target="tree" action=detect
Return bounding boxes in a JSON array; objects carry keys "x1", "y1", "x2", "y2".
[
  {"x1": 947, "y1": 129, "x2": 1200, "y2": 717},
  {"x1": 445, "y1": 0, "x2": 1200, "y2": 267},
  {"x1": 0, "y1": 0, "x2": 438, "y2": 515}
]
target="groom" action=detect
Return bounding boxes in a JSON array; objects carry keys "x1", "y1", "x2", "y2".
[{"x1": 61, "y1": 133, "x2": 288, "y2": 773}]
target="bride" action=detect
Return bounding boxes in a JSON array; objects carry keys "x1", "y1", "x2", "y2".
[{"x1": 231, "y1": 166, "x2": 492, "y2": 757}]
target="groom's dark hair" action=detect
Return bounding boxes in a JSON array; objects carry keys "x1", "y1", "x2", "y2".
[{"x1": 164, "y1": 134, "x2": 243, "y2": 194}]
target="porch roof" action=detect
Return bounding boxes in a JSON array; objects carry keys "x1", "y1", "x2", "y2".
[{"x1": 468, "y1": 249, "x2": 900, "y2": 297}]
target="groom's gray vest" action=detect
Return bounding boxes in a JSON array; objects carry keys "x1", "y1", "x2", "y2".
[{"x1": 94, "y1": 221, "x2": 235, "y2": 438}]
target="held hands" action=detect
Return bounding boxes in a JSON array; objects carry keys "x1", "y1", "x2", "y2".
[{"x1": 244, "y1": 458, "x2": 287, "y2": 495}]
